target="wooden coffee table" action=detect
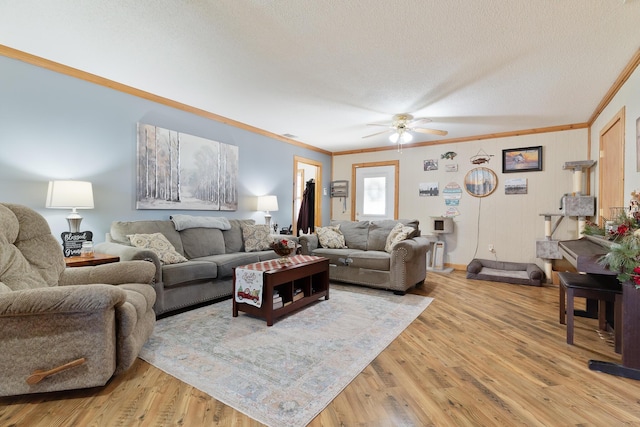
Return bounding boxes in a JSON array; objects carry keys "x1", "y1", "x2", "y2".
[{"x1": 232, "y1": 256, "x2": 329, "y2": 326}]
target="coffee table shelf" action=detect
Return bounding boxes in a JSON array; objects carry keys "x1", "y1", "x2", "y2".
[{"x1": 233, "y1": 257, "x2": 329, "y2": 326}]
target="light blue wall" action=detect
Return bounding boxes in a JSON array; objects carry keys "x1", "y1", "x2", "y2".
[{"x1": 0, "y1": 55, "x2": 331, "y2": 242}]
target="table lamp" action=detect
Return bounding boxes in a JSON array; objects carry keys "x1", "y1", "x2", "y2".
[
  {"x1": 46, "y1": 180, "x2": 94, "y2": 232},
  {"x1": 257, "y1": 195, "x2": 278, "y2": 229}
]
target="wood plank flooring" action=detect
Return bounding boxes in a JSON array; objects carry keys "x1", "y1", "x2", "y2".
[{"x1": 2, "y1": 271, "x2": 640, "y2": 426}]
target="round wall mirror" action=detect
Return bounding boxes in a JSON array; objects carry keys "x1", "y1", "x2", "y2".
[{"x1": 464, "y1": 167, "x2": 497, "y2": 197}]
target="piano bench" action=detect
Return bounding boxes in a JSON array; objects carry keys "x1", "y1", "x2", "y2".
[{"x1": 558, "y1": 272, "x2": 622, "y2": 353}]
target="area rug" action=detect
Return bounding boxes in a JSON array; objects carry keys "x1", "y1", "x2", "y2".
[{"x1": 139, "y1": 284, "x2": 433, "y2": 427}]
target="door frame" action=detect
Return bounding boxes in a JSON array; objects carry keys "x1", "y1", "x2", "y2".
[
  {"x1": 293, "y1": 156, "x2": 322, "y2": 235},
  {"x1": 351, "y1": 160, "x2": 399, "y2": 221},
  {"x1": 598, "y1": 107, "x2": 625, "y2": 224}
]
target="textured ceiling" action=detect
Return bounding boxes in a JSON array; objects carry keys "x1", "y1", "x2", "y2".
[{"x1": 1, "y1": 1, "x2": 639, "y2": 153}]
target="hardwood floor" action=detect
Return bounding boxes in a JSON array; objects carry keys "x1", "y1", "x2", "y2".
[{"x1": 2, "y1": 271, "x2": 640, "y2": 426}]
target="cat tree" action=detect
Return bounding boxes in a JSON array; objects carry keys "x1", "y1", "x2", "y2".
[{"x1": 536, "y1": 160, "x2": 596, "y2": 280}]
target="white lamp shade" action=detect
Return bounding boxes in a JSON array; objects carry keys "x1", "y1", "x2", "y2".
[
  {"x1": 257, "y1": 195, "x2": 278, "y2": 212},
  {"x1": 46, "y1": 180, "x2": 94, "y2": 209},
  {"x1": 389, "y1": 131, "x2": 413, "y2": 144}
]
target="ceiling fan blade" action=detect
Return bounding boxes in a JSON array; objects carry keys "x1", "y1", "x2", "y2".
[
  {"x1": 413, "y1": 128, "x2": 448, "y2": 136},
  {"x1": 366, "y1": 123, "x2": 392, "y2": 128},
  {"x1": 362, "y1": 129, "x2": 392, "y2": 138},
  {"x1": 409, "y1": 117, "x2": 432, "y2": 126}
]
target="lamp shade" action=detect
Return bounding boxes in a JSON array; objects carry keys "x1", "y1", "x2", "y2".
[
  {"x1": 389, "y1": 131, "x2": 413, "y2": 144},
  {"x1": 46, "y1": 180, "x2": 94, "y2": 209},
  {"x1": 257, "y1": 195, "x2": 278, "y2": 212}
]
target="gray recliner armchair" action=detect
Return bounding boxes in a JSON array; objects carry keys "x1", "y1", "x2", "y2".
[{"x1": 0, "y1": 203, "x2": 156, "y2": 397}]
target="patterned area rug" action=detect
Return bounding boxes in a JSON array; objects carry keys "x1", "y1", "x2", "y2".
[{"x1": 139, "y1": 284, "x2": 433, "y2": 427}]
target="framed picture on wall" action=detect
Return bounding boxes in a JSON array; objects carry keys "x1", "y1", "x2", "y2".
[
  {"x1": 136, "y1": 123, "x2": 239, "y2": 210},
  {"x1": 464, "y1": 167, "x2": 497, "y2": 197},
  {"x1": 505, "y1": 178, "x2": 527, "y2": 195},
  {"x1": 502, "y1": 146, "x2": 543, "y2": 173}
]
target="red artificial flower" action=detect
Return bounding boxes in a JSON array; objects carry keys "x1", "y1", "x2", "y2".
[{"x1": 611, "y1": 223, "x2": 630, "y2": 237}]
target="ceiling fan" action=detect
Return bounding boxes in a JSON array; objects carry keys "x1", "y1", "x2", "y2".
[{"x1": 362, "y1": 113, "x2": 448, "y2": 145}]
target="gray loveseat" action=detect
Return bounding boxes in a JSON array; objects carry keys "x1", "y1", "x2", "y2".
[
  {"x1": 95, "y1": 217, "x2": 286, "y2": 316},
  {"x1": 298, "y1": 219, "x2": 429, "y2": 294}
]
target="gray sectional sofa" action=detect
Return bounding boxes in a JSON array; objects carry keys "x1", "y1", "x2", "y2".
[
  {"x1": 298, "y1": 219, "x2": 429, "y2": 294},
  {"x1": 95, "y1": 217, "x2": 286, "y2": 316}
]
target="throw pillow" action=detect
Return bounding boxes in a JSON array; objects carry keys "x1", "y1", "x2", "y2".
[
  {"x1": 316, "y1": 225, "x2": 347, "y2": 249},
  {"x1": 242, "y1": 224, "x2": 273, "y2": 252},
  {"x1": 128, "y1": 232, "x2": 188, "y2": 265},
  {"x1": 385, "y1": 223, "x2": 415, "y2": 253}
]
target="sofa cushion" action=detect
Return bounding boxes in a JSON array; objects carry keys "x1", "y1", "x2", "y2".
[
  {"x1": 348, "y1": 250, "x2": 391, "y2": 271},
  {"x1": 367, "y1": 220, "x2": 399, "y2": 251},
  {"x1": 111, "y1": 220, "x2": 185, "y2": 255},
  {"x1": 311, "y1": 248, "x2": 355, "y2": 266},
  {"x1": 223, "y1": 219, "x2": 255, "y2": 253},
  {"x1": 128, "y1": 233, "x2": 188, "y2": 265},
  {"x1": 316, "y1": 226, "x2": 347, "y2": 249},
  {"x1": 385, "y1": 223, "x2": 415, "y2": 252},
  {"x1": 197, "y1": 253, "x2": 263, "y2": 278},
  {"x1": 0, "y1": 245, "x2": 48, "y2": 291},
  {"x1": 330, "y1": 220, "x2": 369, "y2": 249},
  {"x1": 161, "y1": 260, "x2": 218, "y2": 288},
  {"x1": 242, "y1": 224, "x2": 273, "y2": 252},
  {"x1": 179, "y1": 228, "x2": 226, "y2": 258}
]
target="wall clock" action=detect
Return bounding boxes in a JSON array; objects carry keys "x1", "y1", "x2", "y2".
[{"x1": 464, "y1": 167, "x2": 497, "y2": 197}]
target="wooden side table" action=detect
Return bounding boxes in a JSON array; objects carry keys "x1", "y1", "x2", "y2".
[{"x1": 64, "y1": 253, "x2": 120, "y2": 268}]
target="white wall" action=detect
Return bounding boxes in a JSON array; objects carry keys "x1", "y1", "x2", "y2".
[
  {"x1": 332, "y1": 129, "x2": 589, "y2": 268},
  {"x1": 589, "y1": 63, "x2": 640, "y2": 210}
]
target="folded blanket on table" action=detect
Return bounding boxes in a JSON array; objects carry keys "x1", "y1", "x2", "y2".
[{"x1": 170, "y1": 214, "x2": 231, "y2": 231}]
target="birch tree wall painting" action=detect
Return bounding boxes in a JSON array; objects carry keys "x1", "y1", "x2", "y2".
[{"x1": 136, "y1": 123, "x2": 238, "y2": 210}]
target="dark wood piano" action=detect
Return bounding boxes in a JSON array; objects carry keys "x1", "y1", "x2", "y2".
[{"x1": 559, "y1": 235, "x2": 640, "y2": 380}]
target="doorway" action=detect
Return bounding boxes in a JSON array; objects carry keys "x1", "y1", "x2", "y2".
[
  {"x1": 598, "y1": 107, "x2": 625, "y2": 224},
  {"x1": 293, "y1": 156, "x2": 322, "y2": 235},
  {"x1": 351, "y1": 161, "x2": 399, "y2": 221}
]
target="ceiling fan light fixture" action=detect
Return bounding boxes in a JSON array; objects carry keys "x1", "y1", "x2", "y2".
[{"x1": 389, "y1": 130, "x2": 413, "y2": 144}]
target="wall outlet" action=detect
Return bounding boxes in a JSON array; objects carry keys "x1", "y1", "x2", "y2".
[{"x1": 488, "y1": 244, "x2": 495, "y2": 253}]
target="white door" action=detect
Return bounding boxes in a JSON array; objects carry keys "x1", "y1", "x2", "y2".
[{"x1": 354, "y1": 165, "x2": 396, "y2": 221}]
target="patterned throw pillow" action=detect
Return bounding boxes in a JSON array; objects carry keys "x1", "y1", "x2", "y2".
[
  {"x1": 242, "y1": 224, "x2": 273, "y2": 252},
  {"x1": 128, "y1": 232, "x2": 188, "y2": 265},
  {"x1": 316, "y1": 225, "x2": 347, "y2": 249},
  {"x1": 385, "y1": 223, "x2": 415, "y2": 253}
]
